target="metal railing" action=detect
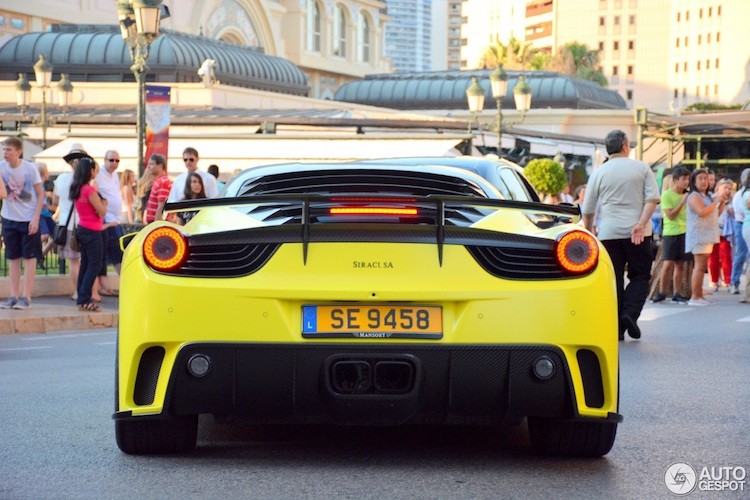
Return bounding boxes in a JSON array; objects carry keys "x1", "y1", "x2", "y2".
[
  {"x1": 0, "y1": 249, "x2": 66, "y2": 277},
  {"x1": 0, "y1": 224, "x2": 144, "y2": 277}
]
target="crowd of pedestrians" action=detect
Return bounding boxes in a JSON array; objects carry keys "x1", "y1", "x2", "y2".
[
  {"x1": 2, "y1": 131, "x2": 748, "y2": 322},
  {"x1": 577, "y1": 130, "x2": 750, "y2": 340},
  {"x1": 0, "y1": 140, "x2": 222, "y2": 312}
]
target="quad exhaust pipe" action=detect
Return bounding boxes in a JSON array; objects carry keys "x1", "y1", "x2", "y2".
[{"x1": 329, "y1": 357, "x2": 417, "y2": 395}]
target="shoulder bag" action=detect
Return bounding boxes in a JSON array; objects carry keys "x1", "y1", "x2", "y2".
[{"x1": 52, "y1": 203, "x2": 75, "y2": 246}]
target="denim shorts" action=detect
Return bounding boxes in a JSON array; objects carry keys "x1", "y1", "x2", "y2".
[
  {"x1": 40, "y1": 215, "x2": 56, "y2": 236},
  {"x1": 1, "y1": 218, "x2": 43, "y2": 260}
]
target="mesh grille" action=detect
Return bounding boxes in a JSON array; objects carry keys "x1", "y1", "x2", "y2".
[
  {"x1": 465, "y1": 245, "x2": 565, "y2": 279},
  {"x1": 179, "y1": 243, "x2": 280, "y2": 277},
  {"x1": 238, "y1": 169, "x2": 488, "y2": 198},
  {"x1": 576, "y1": 349, "x2": 605, "y2": 408}
]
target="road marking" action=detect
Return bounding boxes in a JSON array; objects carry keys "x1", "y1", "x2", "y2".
[
  {"x1": 739, "y1": 315, "x2": 750, "y2": 322},
  {"x1": 638, "y1": 306, "x2": 689, "y2": 321},
  {"x1": 22, "y1": 331, "x2": 113, "y2": 342},
  {"x1": 0, "y1": 346, "x2": 52, "y2": 352}
]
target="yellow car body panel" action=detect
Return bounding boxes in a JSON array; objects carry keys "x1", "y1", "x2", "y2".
[
  {"x1": 117, "y1": 222, "x2": 619, "y2": 421},
  {"x1": 114, "y1": 159, "x2": 621, "y2": 457}
]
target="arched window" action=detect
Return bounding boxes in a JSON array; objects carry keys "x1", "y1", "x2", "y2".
[
  {"x1": 333, "y1": 5, "x2": 347, "y2": 57},
  {"x1": 307, "y1": 0, "x2": 321, "y2": 52},
  {"x1": 357, "y1": 12, "x2": 370, "y2": 62}
]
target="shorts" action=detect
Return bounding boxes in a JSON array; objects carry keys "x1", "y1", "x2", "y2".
[
  {"x1": 105, "y1": 225, "x2": 125, "y2": 265},
  {"x1": 661, "y1": 233, "x2": 690, "y2": 261},
  {"x1": 1, "y1": 218, "x2": 43, "y2": 260},
  {"x1": 40, "y1": 215, "x2": 56, "y2": 236},
  {"x1": 690, "y1": 243, "x2": 714, "y2": 255}
]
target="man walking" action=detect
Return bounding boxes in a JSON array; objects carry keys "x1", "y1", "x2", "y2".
[
  {"x1": 167, "y1": 147, "x2": 218, "y2": 202},
  {"x1": 653, "y1": 165, "x2": 691, "y2": 303},
  {"x1": 582, "y1": 130, "x2": 660, "y2": 340},
  {"x1": 0, "y1": 137, "x2": 43, "y2": 309}
]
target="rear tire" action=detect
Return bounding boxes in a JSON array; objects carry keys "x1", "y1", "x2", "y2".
[
  {"x1": 115, "y1": 415, "x2": 198, "y2": 455},
  {"x1": 527, "y1": 417, "x2": 617, "y2": 457}
]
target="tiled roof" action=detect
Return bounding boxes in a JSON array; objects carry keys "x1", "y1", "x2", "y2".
[
  {"x1": 0, "y1": 25, "x2": 308, "y2": 96},
  {"x1": 334, "y1": 69, "x2": 627, "y2": 110}
]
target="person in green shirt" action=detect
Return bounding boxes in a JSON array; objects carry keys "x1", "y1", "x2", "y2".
[{"x1": 653, "y1": 166, "x2": 691, "y2": 303}]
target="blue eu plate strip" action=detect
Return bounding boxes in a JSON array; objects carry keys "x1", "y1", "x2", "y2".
[{"x1": 302, "y1": 306, "x2": 317, "y2": 333}]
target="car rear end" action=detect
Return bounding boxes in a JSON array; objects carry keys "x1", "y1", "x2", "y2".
[{"x1": 114, "y1": 164, "x2": 620, "y2": 457}]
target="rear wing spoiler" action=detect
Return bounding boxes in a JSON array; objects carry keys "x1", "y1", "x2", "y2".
[
  {"x1": 164, "y1": 195, "x2": 581, "y2": 265},
  {"x1": 165, "y1": 194, "x2": 580, "y2": 220}
]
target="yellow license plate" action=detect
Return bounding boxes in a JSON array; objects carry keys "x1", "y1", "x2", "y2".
[{"x1": 302, "y1": 305, "x2": 443, "y2": 339}]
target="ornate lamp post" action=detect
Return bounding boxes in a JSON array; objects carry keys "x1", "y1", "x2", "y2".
[
  {"x1": 489, "y1": 66, "x2": 508, "y2": 155},
  {"x1": 14, "y1": 55, "x2": 74, "y2": 150},
  {"x1": 56, "y1": 74, "x2": 74, "y2": 132},
  {"x1": 117, "y1": 0, "x2": 167, "y2": 177},
  {"x1": 465, "y1": 76, "x2": 486, "y2": 133},
  {"x1": 513, "y1": 75, "x2": 532, "y2": 115},
  {"x1": 466, "y1": 72, "x2": 533, "y2": 157}
]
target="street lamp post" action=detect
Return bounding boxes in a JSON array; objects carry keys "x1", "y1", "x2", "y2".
[
  {"x1": 465, "y1": 76, "x2": 486, "y2": 133},
  {"x1": 14, "y1": 55, "x2": 74, "y2": 150},
  {"x1": 489, "y1": 66, "x2": 508, "y2": 155},
  {"x1": 465, "y1": 72, "x2": 533, "y2": 158},
  {"x1": 117, "y1": 0, "x2": 166, "y2": 177}
]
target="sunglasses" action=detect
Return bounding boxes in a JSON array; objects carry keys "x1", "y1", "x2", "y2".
[
  {"x1": 183, "y1": 158, "x2": 196, "y2": 162},
  {"x1": 107, "y1": 159, "x2": 120, "y2": 163}
]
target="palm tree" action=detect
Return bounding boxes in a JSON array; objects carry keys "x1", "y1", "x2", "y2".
[
  {"x1": 479, "y1": 39, "x2": 607, "y2": 86},
  {"x1": 479, "y1": 40, "x2": 507, "y2": 69},
  {"x1": 558, "y1": 42, "x2": 607, "y2": 86},
  {"x1": 479, "y1": 36, "x2": 539, "y2": 70}
]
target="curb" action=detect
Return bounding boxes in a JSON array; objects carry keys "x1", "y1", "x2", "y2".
[{"x1": 0, "y1": 298, "x2": 118, "y2": 335}]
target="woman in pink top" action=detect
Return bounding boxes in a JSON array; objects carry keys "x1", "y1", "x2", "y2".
[{"x1": 69, "y1": 157, "x2": 107, "y2": 312}]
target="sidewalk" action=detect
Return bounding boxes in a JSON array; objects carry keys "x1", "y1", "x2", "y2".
[{"x1": 0, "y1": 294, "x2": 119, "y2": 334}]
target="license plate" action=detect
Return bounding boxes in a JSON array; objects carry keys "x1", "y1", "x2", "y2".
[{"x1": 302, "y1": 305, "x2": 443, "y2": 339}]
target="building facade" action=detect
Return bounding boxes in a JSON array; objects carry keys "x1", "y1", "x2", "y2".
[
  {"x1": 383, "y1": 0, "x2": 432, "y2": 72},
  {"x1": 0, "y1": 0, "x2": 392, "y2": 99},
  {"x1": 458, "y1": 0, "x2": 750, "y2": 113},
  {"x1": 446, "y1": 0, "x2": 464, "y2": 69}
]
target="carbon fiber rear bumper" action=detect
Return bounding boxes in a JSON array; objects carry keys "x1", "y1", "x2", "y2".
[{"x1": 114, "y1": 343, "x2": 622, "y2": 425}]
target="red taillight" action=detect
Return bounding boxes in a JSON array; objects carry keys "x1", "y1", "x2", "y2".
[
  {"x1": 329, "y1": 207, "x2": 418, "y2": 216},
  {"x1": 555, "y1": 230, "x2": 598, "y2": 274},
  {"x1": 143, "y1": 227, "x2": 188, "y2": 272}
]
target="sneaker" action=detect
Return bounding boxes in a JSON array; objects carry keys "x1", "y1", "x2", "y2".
[
  {"x1": 730, "y1": 284, "x2": 740, "y2": 295},
  {"x1": 709, "y1": 282, "x2": 719, "y2": 292},
  {"x1": 671, "y1": 294, "x2": 689, "y2": 304},
  {"x1": 12, "y1": 297, "x2": 30, "y2": 309},
  {"x1": 1, "y1": 297, "x2": 17, "y2": 309},
  {"x1": 651, "y1": 292, "x2": 667, "y2": 303},
  {"x1": 688, "y1": 298, "x2": 714, "y2": 307}
]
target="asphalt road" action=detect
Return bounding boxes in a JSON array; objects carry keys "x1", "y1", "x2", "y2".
[{"x1": 1, "y1": 295, "x2": 749, "y2": 499}]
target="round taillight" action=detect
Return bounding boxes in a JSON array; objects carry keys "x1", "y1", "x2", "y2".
[
  {"x1": 555, "y1": 230, "x2": 598, "y2": 275},
  {"x1": 143, "y1": 227, "x2": 188, "y2": 272}
]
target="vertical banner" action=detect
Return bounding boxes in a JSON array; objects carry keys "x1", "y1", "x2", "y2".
[{"x1": 144, "y1": 85, "x2": 171, "y2": 166}]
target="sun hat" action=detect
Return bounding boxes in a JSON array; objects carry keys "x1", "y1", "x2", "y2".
[{"x1": 63, "y1": 143, "x2": 88, "y2": 163}]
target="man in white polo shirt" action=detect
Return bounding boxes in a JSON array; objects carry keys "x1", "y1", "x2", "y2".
[
  {"x1": 95, "y1": 150, "x2": 125, "y2": 292},
  {"x1": 167, "y1": 147, "x2": 218, "y2": 202}
]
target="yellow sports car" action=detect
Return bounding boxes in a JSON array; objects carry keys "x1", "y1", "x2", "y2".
[{"x1": 114, "y1": 157, "x2": 621, "y2": 457}]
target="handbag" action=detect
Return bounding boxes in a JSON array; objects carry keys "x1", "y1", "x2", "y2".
[
  {"x1": 53, "y1": 204, "x2": 75, "y2": 246},
  {"x1": 69, "y1": 227, "x2": 80, "y2": 252}
]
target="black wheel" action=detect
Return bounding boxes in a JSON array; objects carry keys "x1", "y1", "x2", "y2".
[
  {"x1": 115, "y1": 415, "x2": 198, "y2": 455},
  {"x1": 527, "y1": 417, "x2": 617, "y2": 457}
]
